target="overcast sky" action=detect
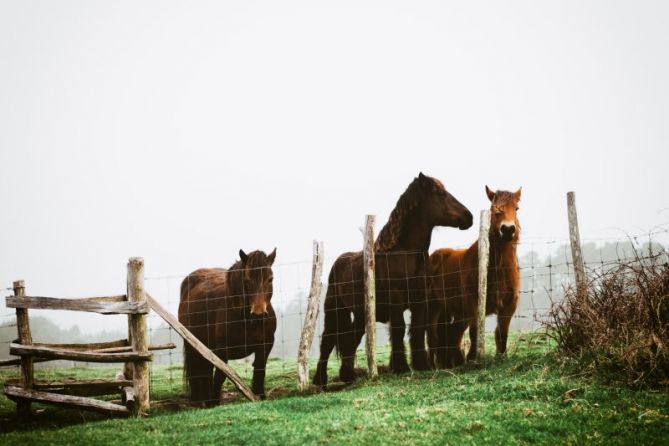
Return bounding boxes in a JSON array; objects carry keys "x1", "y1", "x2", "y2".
[{"x1": 1, "y1": 1, "x2": 668, "y2": 331}]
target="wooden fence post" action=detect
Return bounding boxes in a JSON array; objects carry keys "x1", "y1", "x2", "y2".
[
  {"x1": 567, "y1": 192, "x2": 587, "y2": 296},
  {"x1": 14, "y1": 279, "x2": 33, "y2": 416},
  {"x1": 297, "y1": 240, "x2": 324, "y2": 392},
  {"x1": 476, "y1": 210, "x2": 491, "y2": 361},
  {"x1": 127, "y1": 257, "x2": 149, "y2": 415},
  {"x1": 363, "y1": 215, "x2": 378, "y2": 379}
]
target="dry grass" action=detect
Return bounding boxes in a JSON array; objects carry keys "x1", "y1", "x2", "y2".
[{"x1": 547, "y1": 249, "x2": 669, "y2": 388}]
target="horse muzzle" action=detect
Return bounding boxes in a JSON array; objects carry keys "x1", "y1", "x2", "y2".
[{"x1": 249, "y1": 296, "x2": 269, "y2": 316}]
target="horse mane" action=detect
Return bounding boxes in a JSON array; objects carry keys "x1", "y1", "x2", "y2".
[
  {"x1": 375, "y1": 176, "x2": 425, "y2": 252},
  {"x1": 225, "y1": 250, "x2": 271, "y2": 297},
  {"x1": 492, "y1": 190, "x2": 516, "y2": 206}
]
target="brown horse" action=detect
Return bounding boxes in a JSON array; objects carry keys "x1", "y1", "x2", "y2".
[
  {"x1": 178, "y1": 248, "x2": 276, "y2": 405},
  {"x1": 428, "y1": 186, "x2": 521, "y2": 368},
  {"x1": 313, "y1": 173, "x2": 473, "y2": 387}
]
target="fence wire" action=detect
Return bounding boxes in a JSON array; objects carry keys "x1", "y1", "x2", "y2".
[{"x1": 0, "y1": 225, "x2": 667, "y2": 406}]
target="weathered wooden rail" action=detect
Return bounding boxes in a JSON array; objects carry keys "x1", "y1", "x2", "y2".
[{"x1": 2, "y1": 258, "x2": 176, "y2": 417}]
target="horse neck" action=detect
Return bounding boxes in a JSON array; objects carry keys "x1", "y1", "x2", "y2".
[
  {"x1": 225, "y1": 268, "x2": 246, "y2": 309},
  {"x1": 390, "y1": 211, "x2": 433, "y2": 252},
  {"x1": 488, "y1": 237, "x2": 518, "y2": 270},
  {"x1": 467, "y1": 237, "x2": 517, "y2": 270}
]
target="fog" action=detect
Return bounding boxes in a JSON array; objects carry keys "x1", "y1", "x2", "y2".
[{"x1": 1, "y1": 1, "x2": 668, "y2": 335}]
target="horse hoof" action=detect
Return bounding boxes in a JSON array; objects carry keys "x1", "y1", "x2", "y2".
[
  {"x1": 412, "y1": 355, "x2": 431, "y2": 371},
  {"x1": 313, "y1": 365, "x2": 328, "y2": 387},
  {"x1": 339, "y1": 366, "x2": 356, "y2": 383},
  {"x1": 313, "y1": 375, "x2": 327, "y2": 387},
  {"x1": 391, "y1": 362, "x2": 411, "y2": 374}
]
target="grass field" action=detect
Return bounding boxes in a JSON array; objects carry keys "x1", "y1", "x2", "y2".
[{"x1": 1, "y1": 333, "x2": 668, "y2": 445}]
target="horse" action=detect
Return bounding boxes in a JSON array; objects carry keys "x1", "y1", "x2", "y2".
[
  {"x1": 428, "y1": 186, "x2": 521, "y2": 368},
  {"x1": 178, "y1": 248, "x2": 277, "y2": 405},
  {"x1": 313, "y1": 173, "x2": 473, "y2": 387}
]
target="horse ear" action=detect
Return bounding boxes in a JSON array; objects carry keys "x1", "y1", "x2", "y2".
[
  {"x1": 514, "y1": 187, "x2": 522, "y2": 202},
  {"x1": 485, "y1": 185, "x2": 495, "y2": 202},
  {"x1": 239, "y1": 249, "x2": 248, "y2": 264},
  {"x1": 267, "y1": 248, "x2": 277, "y2": 265}
]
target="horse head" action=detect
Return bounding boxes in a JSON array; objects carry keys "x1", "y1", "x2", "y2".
[
  {"x1": 238, "y1": 248, "x2": 276, "y2": 316},
  {"x1": 485, "y1": 185, "x2": 521, "y2": 243},
  {"x1": 418, "y1": 172, "x2": 473, "y2": 230}
]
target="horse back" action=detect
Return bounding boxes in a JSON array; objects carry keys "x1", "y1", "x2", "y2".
[{"x1": 178, "y1": 268, "x2": 228, "y2": 346}]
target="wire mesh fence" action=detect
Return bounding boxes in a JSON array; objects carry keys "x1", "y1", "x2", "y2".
[{"x1": 1, "y1": 224, "x2": 668, "y2": 406}]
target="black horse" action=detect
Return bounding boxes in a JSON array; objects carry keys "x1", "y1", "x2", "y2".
[{"x1": 313, "y1": 173, "x2": 472, "y2": 387}]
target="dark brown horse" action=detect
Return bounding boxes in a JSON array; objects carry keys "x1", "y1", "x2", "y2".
[
  {"x1": 178, "y1": 248, "x2": 276, "y2": 405},
  {"x1": 313, "y1": 173, "x2": 473, "y2": 387},
  {"x1": 428, "y1": 186, "x2": 521, "y2": 368}
]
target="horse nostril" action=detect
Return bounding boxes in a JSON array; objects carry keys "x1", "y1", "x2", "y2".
[{"x1": 501, "y1": 225, "x2": 515, "y2": 236}]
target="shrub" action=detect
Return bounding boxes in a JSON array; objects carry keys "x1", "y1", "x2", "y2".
[{"x1": 547, "y1": 250, "x2": 669, "y2": 388}]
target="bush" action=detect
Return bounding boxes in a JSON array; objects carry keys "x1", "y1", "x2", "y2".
[{"x1": 547, "y1": 250, "x2": 669, "y2": 388}]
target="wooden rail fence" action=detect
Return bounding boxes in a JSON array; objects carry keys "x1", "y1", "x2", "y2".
[{"x1": 1, "y1": 258, "x2": 178, "y2": 417}]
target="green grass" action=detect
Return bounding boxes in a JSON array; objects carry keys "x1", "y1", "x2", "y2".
[{"x1": 1, "y1": 334, "x2": 668, "y2": 445}]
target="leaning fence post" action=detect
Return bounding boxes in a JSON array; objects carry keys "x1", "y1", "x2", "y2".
[
  {"x1": 297, "y1": 241, "x2": 324, "y2": 392},
  {"x1": 127, "y1": 257, "x2": 149, "y2": 415},
  {"x1": 363, "y1": 215, "x2": 378, "y2": 379},
  {"x1": 14, "y1": 279, "x2": 33, "y2": 417},
  {"x1": 567, "y1": 192, "x2": 587, "y2": 296},
  {"x1": 476, "y1": 210, "x2": 491, "y2": 361}
]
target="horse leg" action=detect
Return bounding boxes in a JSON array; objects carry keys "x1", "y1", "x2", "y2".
[
  {"x1": 211, "y1": 351, "x2": 229, "y2": 406},
  {"x1": 433, "y1": 312, "x2": 449, "y2": 369},
  {"x1": 445, "y1": 320, "x2": 467, "y2": 368},
  {"x1": 495, "y1": 312, "x2": 513, "y2": 356},
  {"x1": 389, "y1": 307, "x2": 410, "y2": 374},
  {"x1": 427, "y1": 311, "x2": 440, "y2": 369},
  {"x1": 409, "y1": 302, "x2": 430, "y2": 371},
  {"x1": 185, "y1": 345, "x2": 215, "y2": 407},
  {"x1": 337, "y1": 308, "x2": 357, "y2": 384},
  {"x1": 467, "y1": 318, "x2": 479, "y2": 361},
  {"x1": 313, "y1": 302, "x2": 338, "y2": 387},
  {"x1": 212, "y1": 369, "x2": 226, "y2": 403},
  {"x1": 252, "y1": 341, "x2": 273, "y2": 399},
  {"x1": 349, "y1": 307, "x2": 366, "y2": 376}
]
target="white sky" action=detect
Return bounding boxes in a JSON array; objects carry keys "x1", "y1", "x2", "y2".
[{"x1": 1, "y1": 1, "x2": 668, "y2": 331}]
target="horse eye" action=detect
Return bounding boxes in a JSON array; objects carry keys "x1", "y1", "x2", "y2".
[{"x1": 516, "y1": 207, "x2": 519, "y2": 211}]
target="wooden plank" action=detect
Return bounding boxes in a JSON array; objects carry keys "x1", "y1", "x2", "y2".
[
  {"x1": 297, "y1": 240, "x2": 324, "y2": 392},
  {"x1": 476, "y1": 209, "x2": 491, "y2": 361},
  {"x1": 77, "y1": 295, "x2": 127, "y2": 302},
  {"x1": 10, "y1": 343, "x2": 152, "y2": 363},
  {"x1": 0, "y1": 342, "x2": 174, "y2": 366},
  {"x1": 567, "y1": 192, "x2": 587, "y2": 297},
  {"x1": 95, "y1": 342, "x2": 176, "y2": 353},
  {"x1": 363, "y1": 215, "x2": 378, "y2": 379},
  {"x1": 32, "y1": 339, "x2": 129, "y2": 351},
  {"x1": 14, "y1": 279, "x2": 33, "y2": 417},
  {"x1": 0, "y1": 357, "x2": 49, "y2": 367},
  {"x1": 127, "y1": 257, "x2": 149, "y2": 415},
  {"x1": 5, "y1": 296, "x2": 148, "y2": 314},
  {"x1": 146, "y1": 293, "x2": 259, "y2": 402},
  {"x1": 5, "y1": 378, "x2": 133, "y2": 397},
  {"x1": 4, "y1": 385, "x2": 129, "y2": 416},
  {"x1": 116, "y1": 371, "x2": 136, "y2": 413}
]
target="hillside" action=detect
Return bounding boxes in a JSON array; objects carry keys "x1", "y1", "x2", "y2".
[{"x1": 1, "y1": 334, "x2": 668, "y2": 445}]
